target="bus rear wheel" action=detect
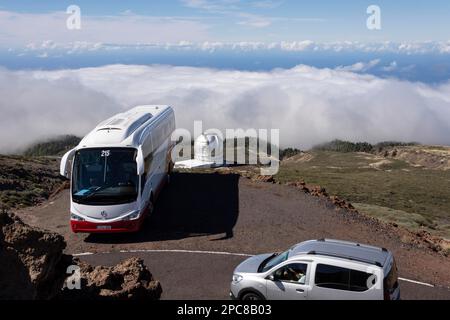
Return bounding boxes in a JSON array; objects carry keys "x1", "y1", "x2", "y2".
[
  {"x1": 144, "y1": 198, "x2": 154, "y2": 224},
  {"x1": 167, "y1": 160, "x2": 175, "y2": 184}
]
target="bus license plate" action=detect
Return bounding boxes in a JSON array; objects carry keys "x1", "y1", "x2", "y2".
[{"x1": 97, "y1": 226, "x2": 112, "y2": 230}]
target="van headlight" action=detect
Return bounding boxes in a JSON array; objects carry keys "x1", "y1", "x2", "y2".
[
  {"x1": 232, "y1": 274, "x2": 243, "y2": 283},
  {"x1": 70, "y1": 213, "x2": 85, "y2": 221}
]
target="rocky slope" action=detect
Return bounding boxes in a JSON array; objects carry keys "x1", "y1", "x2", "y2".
[
  {"x1": 377, "y1": 145, "x2": 450, "y2": 170},
  {"x1": 0, "y1": 211, "x2": 162, "y2": 300},
  {"x1": 0, "y1": 156, "x2": 65, "y2": 210}
]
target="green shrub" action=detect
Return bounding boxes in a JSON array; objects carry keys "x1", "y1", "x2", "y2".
[
  {"x1": 313, "y1": 140, "x2": 373, "y2": 153},
  {"x1": 280, "y1": 148, "x2": 302, "y2": 160},
  {"x1": 23, "y1": 135, "x2": 81, "y2": 157},
  {"x1": 374, "y1": 141, "x2": 418, "y2": 153}
]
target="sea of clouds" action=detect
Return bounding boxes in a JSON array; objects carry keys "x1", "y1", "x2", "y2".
[{"x1": 1, "y1": 64, "x2": 450, "y2": 154}]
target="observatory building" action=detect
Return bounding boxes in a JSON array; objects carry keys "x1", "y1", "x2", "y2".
[{"x1": 174, "y1": 133, "x2": 224, "y2": 169}]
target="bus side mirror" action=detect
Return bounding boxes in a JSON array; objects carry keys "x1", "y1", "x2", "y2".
[
  {"x1": 137, "y1": 148, "x2": 144, "y2": 175},
  {"x1": 60, "y1": 148, "x2": 76, "y2": 179}
]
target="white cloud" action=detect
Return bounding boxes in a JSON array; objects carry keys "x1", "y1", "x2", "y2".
[
  {"x1": 0, "y1": 10, "x2": 210, "y2": 47},
  {"x1": 382, "y1": 61, "x2": 398, "y2": 72},
  {"x1": 250, "y1": 0, "x2": 283, "y2": 9},
  {"x1": 336, "y1": 59, "x2": 380, "y2": 72},
  {"x1": 180, "y1": 0, "x2": 290, "y2": 28},
  {"x1": 12, "y1": 40, "x2": 450, "y2": 56},
  {"x1": 236, "y1": 13, "x2": 272, "y2": 28},
  {"x1": 36, "y1": 52, "x2": 49, "y2": 58},
  {"x1": 0, "y1": 68, "x2": 121, "y2": 153},
  {"x1": 1, "y1": 64, "x2": 450, "y2": 153},
  {"x1": 181, "y1": 0, "x2": 241, "y2": 12}
]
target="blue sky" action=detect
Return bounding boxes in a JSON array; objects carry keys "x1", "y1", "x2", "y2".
[
  {"x1": 0, "y1": 0, "x2": 449, "y2": 43},
  {"x1": 0, "y1": 1, "x2": 449, "y2": 82}
]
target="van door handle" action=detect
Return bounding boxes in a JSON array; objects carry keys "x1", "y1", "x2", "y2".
[{"x1": 296, "y1": 289, "x2": 304, "y2": 293}]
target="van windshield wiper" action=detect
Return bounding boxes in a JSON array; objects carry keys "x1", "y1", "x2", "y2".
[{"x1": 258, "y1": 253, "x2": 278, "y2": 273}]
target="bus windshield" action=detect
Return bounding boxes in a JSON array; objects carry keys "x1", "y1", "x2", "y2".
[{"x1": 72, "y1": 148, "x2": 138, "y2": 205}]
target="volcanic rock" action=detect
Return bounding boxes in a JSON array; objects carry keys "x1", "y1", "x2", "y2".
[
  {"x1": 0, "y1": 211, "x2": 68, "y2": 299},
  {"x1": 0, "y1": 212, "x2": 162, "y2": 300},
  {"x1": 60, "y1": 258, "x2": 162, "y2": 300}
]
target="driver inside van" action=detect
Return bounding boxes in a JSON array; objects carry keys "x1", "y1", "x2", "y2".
[{"x1": 280, "y1": 265, "x2": 307, "y2": 284}]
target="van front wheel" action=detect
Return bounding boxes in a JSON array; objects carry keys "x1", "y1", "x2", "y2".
[{"x1": 241, "y1": 292, "x2": 263, "y2": 301}]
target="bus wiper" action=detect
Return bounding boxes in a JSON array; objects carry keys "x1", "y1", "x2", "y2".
[{"x1": 79, "y1": 184, "x2": 113, "y2": 200}]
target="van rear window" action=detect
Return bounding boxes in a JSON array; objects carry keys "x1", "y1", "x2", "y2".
[{"x1": 315, "y1": 264, "x2": 375, "y2": 292}]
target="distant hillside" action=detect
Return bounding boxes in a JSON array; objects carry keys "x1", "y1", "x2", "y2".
[
  {"x1": 375, "y1": 145, "x2": 450, "y2": 170},
  {"x1": 277, "y1": 144, "x2": 450, "y2": 239},
  {"x1": 312, "y1": 139, "x2": 418, "y2": 153},
  {"x1": 0, "y1": 155, "x2": 64, "y2": 210},
  {"x1": 23, "y1": 135, "x2": 81, "y2": 157}
]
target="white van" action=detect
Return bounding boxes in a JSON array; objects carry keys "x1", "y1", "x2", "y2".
[
  {"x1": 60, "y1": 105, "x2": 176, "y2": 233},
  {"x1": 230, "y1": 239, "x2": 400, "y2": 300}
]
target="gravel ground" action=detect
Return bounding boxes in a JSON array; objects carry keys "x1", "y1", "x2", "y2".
[{"x1": 15, "y1": 172, "x2": 450, "y2": 299}]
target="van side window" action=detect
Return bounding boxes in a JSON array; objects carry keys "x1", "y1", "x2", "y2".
[
  {"x1": 274, "y1": 263, "x2": 308, "y2": 284},
  {"x1": 315, "y1": 264, "x2": 349, "y2": 291},
  {"x1": 315, "y1": 264, "x2": 374, "y2": 292}
]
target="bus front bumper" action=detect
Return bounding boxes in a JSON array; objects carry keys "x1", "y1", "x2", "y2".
[{"x1": 70, "y1": 215, "x2": 145, "y2": 234}]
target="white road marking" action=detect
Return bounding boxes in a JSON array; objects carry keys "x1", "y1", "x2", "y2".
[
  {"x1": 398, "y1": 277, "x2": 435, "y2": 288},
  {"x1": 74, "y1": 249, "x2": 254, "y2": 257},
  {"x1": 118, "y1": 249, "x2": 254, "y2": 257},
  {"x1": 73, "y1": 252, "x2": 95, "y2": 257},
  {"x1": 73, "y1": 249, "x2": 436, "y2": 288}
]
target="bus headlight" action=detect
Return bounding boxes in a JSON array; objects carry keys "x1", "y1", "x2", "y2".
[
  {"x1": 70, "y1": 213, "x2": 85, "y2": 221},
  {"x1": 123, "y1": 210, "x2": 140, "y2": 221}
]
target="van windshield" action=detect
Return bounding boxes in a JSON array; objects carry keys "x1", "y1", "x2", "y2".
[
  {"x1": 72, "y1": 148, "x2": 138, "y2": 205},
  {"x1": 259, "y1": 250, "x2": 290, "y2": 273}
]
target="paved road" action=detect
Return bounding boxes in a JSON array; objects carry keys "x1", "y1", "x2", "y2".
[
  {"x1": 17, "y1": 172, "x2": 450, "y2": 300},
  {"x1": 80, "y1": 251, "x2": 450, "y2": 300}
]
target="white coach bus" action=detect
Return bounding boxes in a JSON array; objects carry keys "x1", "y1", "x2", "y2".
[{"x1": 60, "y1": 105, "x2": 176, "y2": 233}]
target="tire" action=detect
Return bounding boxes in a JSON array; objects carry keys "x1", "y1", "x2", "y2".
[
  {"x1": 168, "y1": 160, "x2": 174, "y2": 174},
  {"x1": 167, "y1": 160, "x2": 174, "y2": 184},
  {"x1": 144, "y1": 198, "x2": 154, "y2": 223},
  {"x1": 148, "y1": 199, "x2": 154, "y2": 215},
  {"x1": 241, "y1": 292, "x2": 263, "y2": 301}
]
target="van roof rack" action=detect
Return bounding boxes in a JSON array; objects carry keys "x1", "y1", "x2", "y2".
[
  {"x1": 307, "y1": 250, "x2": 383, "y2": 267},
  {"x1": 316, "y1": 238, "x2": 387, "y2": 252}
]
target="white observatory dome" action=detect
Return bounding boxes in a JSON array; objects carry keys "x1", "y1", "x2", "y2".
[{"x1": 194, "y1": 133, "x2": 223, "y2": 165}]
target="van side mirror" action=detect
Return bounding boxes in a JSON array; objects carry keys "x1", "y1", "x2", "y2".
[
  {"x1": 267, "y1": 275, "x2": 276, "y2": 281},
  {"x1": 60, "y1": 148, "x2": 76, "y2": 179}
]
